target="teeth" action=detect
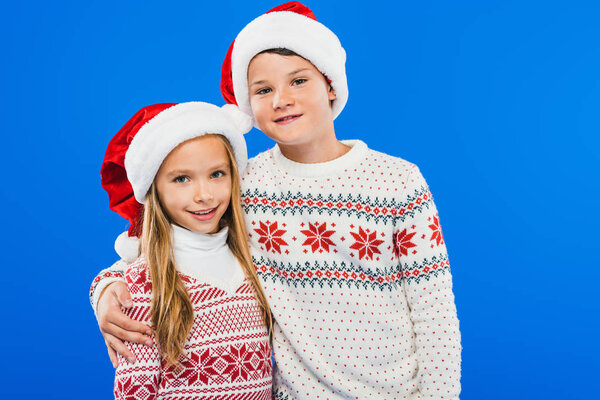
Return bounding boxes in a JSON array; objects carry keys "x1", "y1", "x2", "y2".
[{"x1": 191, "y1": 209, "x2": 213, "y2": 215}]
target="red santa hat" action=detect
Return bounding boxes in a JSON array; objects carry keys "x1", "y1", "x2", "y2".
[
  {"x1": 100, "y1": 102, "x2": 252, "y2": 261},
  {"x1": 221, "y1": 1, "x2": 348, "y2": 121}
]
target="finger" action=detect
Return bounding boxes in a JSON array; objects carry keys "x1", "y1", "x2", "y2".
[
  {"x1": 106, "y1": 341, "x2": 118, "y2": 368},
  {"x1": 104, "y1": 321, "x2": 154, "y2": 346},
  {"x1": 113, "y1": 282, "x2": 133, "y2": 308},
  {"x1": 105, "y1": 333, "x2": 137, "y2": 364},
  {"x1": 105, "y1": 309, "x2": 153, "y2": 337}
]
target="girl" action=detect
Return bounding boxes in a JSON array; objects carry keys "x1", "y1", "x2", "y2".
[{"x1": 100, "y1": 102, "x2": 272, "y2": 399}]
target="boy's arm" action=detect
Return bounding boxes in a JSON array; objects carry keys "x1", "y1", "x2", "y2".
[
  {"x1": 396, "y1": 166, "x2": 462, "y2": 400},
  {"x1": 90, "y1": 261, "x2": 153, "y2": 367},
  {"x1": 90, "y1": 260, "x2": 128, "y2": 313}
]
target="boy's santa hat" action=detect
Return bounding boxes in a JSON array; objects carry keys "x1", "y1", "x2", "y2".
[
  {"x1": 221, "y1": 1, "x2": 348, "y2": 121},
  {"x1": 100, "y1": 102, "x2": 252, "y2": 261}
]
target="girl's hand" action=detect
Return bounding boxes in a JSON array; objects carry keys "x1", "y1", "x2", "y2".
[{"x1": 97, "y1": 282, "x2": 153, "y2": 367}]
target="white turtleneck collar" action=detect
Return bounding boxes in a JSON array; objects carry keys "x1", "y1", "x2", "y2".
[
  {"x1": 172, "y1": 224, "x2": 229, "y2": 255},
  {"x1": 171, "y1": 224, "x2": 245, "y2": 293}
]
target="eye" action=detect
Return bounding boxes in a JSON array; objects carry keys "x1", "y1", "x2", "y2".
[
  {"x1": 173, "y1": 175, "x2": 189, "y2": 183},
  {"x1": 292, "y1": 78, "x2": 307, "y2": 86},
  {"x1": 211, "y1": 170, "x2": 226, "y2": 179},
  {"x1": 256, "y1": 87, "x2": 272, "y2": 95}
]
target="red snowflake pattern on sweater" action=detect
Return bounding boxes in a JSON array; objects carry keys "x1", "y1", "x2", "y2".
[
  {"x1": 429, "y1": 213, "x2": 444, "y2": 246},
  {"x1": 300, "y1": 222, "x2": 336, "y2": 253},
  {"x1": 256, "y1": 340, "x2": 272, "y2": 379},
  {"x1": 114, "y1": 375, "x2": 158, "y2": 400},
  {"x1": 177, "y1": 348, "x2": 214, "y2": 386},
  {"x1": 222, "y1": 343, "x2": 256, "y2": 382},
  {"x1": 393, "y1": 228, "x2": 417, "y2": 258},
  {"x1": 349, "y1": 226, "x2": 384, "y2": 260},
  {"x1": 254, "y1": 221, "x2": 288, "y2": 254}
]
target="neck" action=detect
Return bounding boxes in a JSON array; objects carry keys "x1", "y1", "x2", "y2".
[{"x1": 277, "y1": 128, "x2": 351, "y2": 163}]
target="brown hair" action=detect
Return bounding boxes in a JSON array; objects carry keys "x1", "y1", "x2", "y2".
[
  {"x1": 257, "y1": 47, "x2": 302, "y2": 58},
  {"x1": 141, "y1": 134, "x2": 272, "y2": 367}
]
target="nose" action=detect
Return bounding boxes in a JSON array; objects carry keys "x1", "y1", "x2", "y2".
[
  {"x1": 272, "y1": 86, "x2": 294, "y2": 110},
  {"x1": 193, "y1": 181, "x2": 213, "y2": 203}
]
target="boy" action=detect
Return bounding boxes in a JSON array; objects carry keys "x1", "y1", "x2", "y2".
[{"x1": 92, "y1": 2, "x2": 461, "y2": 399}]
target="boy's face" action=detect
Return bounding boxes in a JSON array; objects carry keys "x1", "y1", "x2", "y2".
[{"x1": 247, "y1": 53, "x2": 337, "y2": 147}]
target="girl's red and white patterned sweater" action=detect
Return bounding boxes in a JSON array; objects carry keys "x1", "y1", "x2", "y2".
[
  {"x1": 112, "y1": 225, "x2": 272, "y2": 400},
  {"x1": 93, "y1": 140, "x2": 461, "y2": 400}
]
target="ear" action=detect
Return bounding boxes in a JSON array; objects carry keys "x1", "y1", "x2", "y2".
[{"x1": 328, "y1": 84, "x2": 337, "y2": 101}]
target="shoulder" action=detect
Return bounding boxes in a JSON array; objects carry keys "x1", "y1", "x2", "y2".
[
  {"x1": 242, "y1": 148, "x2": 277, "y2": 191},
  {"x1": 246, "y1": 148, "x2": 274, "y2": 170},
  {"x1": 124, "y1": 256, "x2": 148, "y2": 278},
  {"x1": 358, "y1": 146, "x2": 430, "y2": 193},
  {"x1": 125, "y1": 256, "x2": 153, "y2": 296},
  {"x1": 363, "y1": 147, "x2": 417, "y2": 173}
]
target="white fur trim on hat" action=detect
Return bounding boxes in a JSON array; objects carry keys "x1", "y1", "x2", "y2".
[
  {"x1": 114, "y1": 231, "x2": 140, "y2": 263},
  {"x1": 221, "y1": 103, "x2": 254, "y2": 133},
  {"x1": 125, "y1": 102, "x2": 251, "y2": 203},
  {"x1": 231, "y1": 10, "x2": 348, "y2": 120}
]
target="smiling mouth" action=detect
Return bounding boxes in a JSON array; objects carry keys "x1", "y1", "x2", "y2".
[
  {"x1": 188, "y1": 207, "x2": 217, "y2": 216},
  {"x1": 274, "y1": 114, "x2": 302, "y2": 124}
]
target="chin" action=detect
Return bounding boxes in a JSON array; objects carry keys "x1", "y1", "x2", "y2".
[
  {"x1": 193, "y1": 224, "x2": 219, "y2": 234},
  {"x1": 268, "y1": 129, "x2": 308, "y2": 146},
  {"x1": 176, "y1": 218, "x2": 218, "y2": 234}
]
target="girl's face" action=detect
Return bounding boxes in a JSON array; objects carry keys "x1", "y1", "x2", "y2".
[
  {"x1": 247, "y1": 52, "x2": 336, "y2": 148},
  {"x1": 155, "y1": 135, "x2": 232, "y2": 234}
]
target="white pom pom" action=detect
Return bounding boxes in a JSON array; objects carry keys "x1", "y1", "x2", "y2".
[
  {"x1": 114, "y1": 231, "x2": 140, "y2": 263},
  {"x1": 221, "y1": 104, "x2": 253, "y2": 134}
]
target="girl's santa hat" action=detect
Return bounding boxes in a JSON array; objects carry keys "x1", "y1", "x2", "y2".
[
  {"x1": 101, "y1": 102, "x2": 252, "y2": 262},
  {"x1": 221, "y1": 1, "x2": 348, "y2": 121}
]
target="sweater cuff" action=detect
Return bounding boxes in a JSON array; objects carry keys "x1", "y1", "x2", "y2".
[{"x1": 89, "y1": 260, "x2": 128, "y2": 318}]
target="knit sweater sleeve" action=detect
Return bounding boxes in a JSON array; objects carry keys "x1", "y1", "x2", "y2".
[
  {"x1": 114, "y1": 263, "x2": 161, "y2": 399},
  {"x1": 396, "y1": 165, "x2": 462, "y2": 399},
  {"x1": 89, "y1": 260, "x2": 128, "y2": 316}
]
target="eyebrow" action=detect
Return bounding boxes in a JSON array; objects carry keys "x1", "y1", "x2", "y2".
[
  {"x1": 165, "y1": 169, "x2": 194, "y2": 177},
  {"x1": 165, "y1": 162, "x2": 230, "y2": 175},
  {"x1": 209, "y1": 162, "x2": 231, "y2": 171},
  {"x1": 249, "y1": 68, "x2": 312, "y2": 87},
  {"x1": 249, "y1": 79, "x2": 268, "y2": 87},
  {"x1": 287, "y1": 68, "x2": 311, "y2": 76}
]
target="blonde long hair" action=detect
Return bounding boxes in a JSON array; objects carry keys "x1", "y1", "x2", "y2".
[{"x1": 140, "y1": 134, "x2": 272, "y2": 367}]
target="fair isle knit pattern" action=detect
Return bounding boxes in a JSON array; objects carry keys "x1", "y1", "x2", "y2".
[
  {"x1": 241, "y1": 141, "x2": 460, "y2": 400},
  {"x1": 92, "y1": 140, "x2": 461, "y2": 399},
  {"x1": 113, "y1": 257, "x2": 272, "y2": 400}
]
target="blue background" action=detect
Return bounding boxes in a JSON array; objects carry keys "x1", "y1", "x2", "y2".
[{"x1": 1, "y1": 0, "x2": 598, "y2": 398}]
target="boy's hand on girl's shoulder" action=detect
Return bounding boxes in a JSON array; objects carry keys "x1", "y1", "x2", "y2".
[{"x1": 97, "y1": 281, "x2": 153, "y2": 368}]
